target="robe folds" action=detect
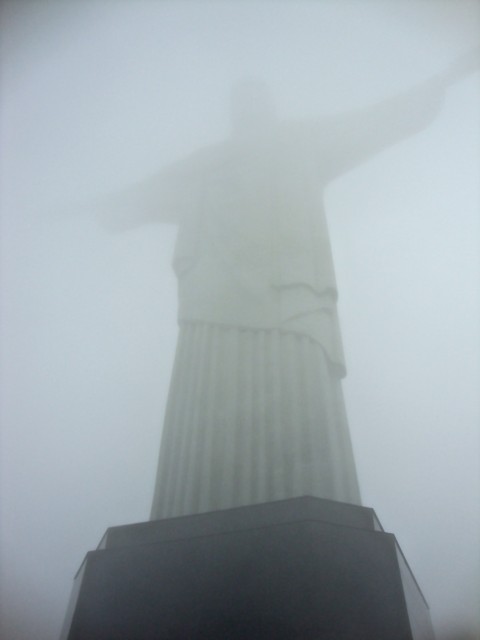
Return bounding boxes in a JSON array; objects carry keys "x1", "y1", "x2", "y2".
[{"x1": 150, "y1": 323, "x2": 360, "y2": 519}]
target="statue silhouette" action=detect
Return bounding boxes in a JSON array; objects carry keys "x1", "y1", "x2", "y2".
[{"x1": 98, "y1": 50, "x2": 478, "y2": 519}]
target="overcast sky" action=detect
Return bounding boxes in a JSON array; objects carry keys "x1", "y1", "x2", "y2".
[{"x1": 1, "y1": 2, "x2": 479, "y2": 639}]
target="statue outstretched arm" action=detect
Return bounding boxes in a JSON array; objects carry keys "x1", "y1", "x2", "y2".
[
  {"x1": 307, "y1": 47, "x2": 479, "y2": 181},
  {"x1": 94, "y1": 163, "x2": 186, "y2": 233}
]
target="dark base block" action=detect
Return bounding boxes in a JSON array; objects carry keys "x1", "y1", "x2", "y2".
[{"x1": 61, "y1": 497, "x2": 434, "y2": 639}]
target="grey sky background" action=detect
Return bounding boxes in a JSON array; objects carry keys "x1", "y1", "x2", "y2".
[{"x1": 1, "y1": 2, "x2": 479, "y2": 639}]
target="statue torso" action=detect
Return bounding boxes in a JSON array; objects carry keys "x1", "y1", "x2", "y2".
[{"x1": 170, "y1": 127, "x2": 345, "y2": 373}]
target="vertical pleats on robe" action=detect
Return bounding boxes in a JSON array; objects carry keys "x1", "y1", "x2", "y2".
[{"x1": 150, "y1": 323, "x2": 360, "y2": 520}]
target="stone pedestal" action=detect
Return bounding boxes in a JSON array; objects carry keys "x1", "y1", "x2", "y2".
[{"x1": 61, "y1": 496, "x2": 434, "y2": 639}]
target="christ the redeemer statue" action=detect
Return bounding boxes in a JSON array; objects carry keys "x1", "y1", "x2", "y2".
[{"x1": 101, "y1": 52, "x2": 477, "y2": 520}]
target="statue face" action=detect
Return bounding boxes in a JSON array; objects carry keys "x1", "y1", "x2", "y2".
[{"x1": 230, "y1": 79, "x2": 276, "y2": 137}]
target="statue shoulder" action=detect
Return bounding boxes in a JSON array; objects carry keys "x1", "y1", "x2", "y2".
[{"x1": 165, "y1": 140, "x2": 230, "y2": 180}]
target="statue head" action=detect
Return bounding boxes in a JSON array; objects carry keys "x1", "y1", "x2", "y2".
[{"x1": 229, "y1": 78, "x2": 276, "y2": 137}]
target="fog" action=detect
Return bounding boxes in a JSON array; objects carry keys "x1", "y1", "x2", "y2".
[{"x1": 1, "y1": 2, "x2": 479, "y2": 639}]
